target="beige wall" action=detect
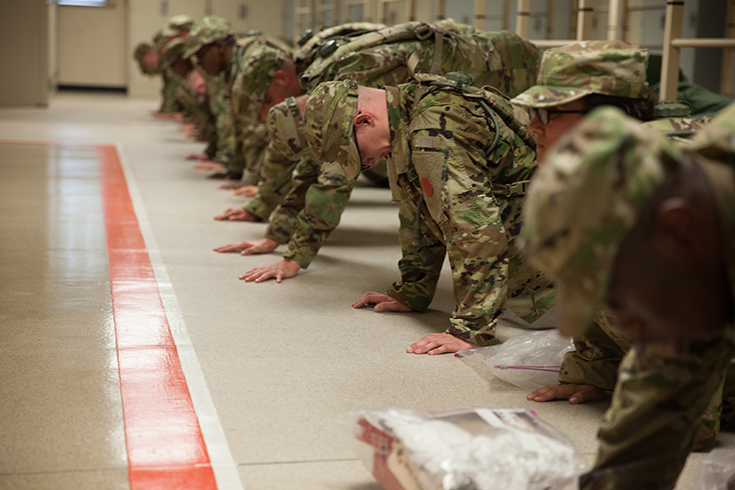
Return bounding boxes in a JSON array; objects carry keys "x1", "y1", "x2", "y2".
[
  {"x1": 0, "y1": 0, "x2": 49, "y2": 107},
  {"x1": 212, "y1": 0, "x2": 285, "y2": 35},
  {"x1": 57, "y1": 3, "x2": 127, "y2": 87}
]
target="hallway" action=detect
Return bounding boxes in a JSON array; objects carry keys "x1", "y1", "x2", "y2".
[{"x1": 0, "y1": 92, "x2": 727, "y2": 489}]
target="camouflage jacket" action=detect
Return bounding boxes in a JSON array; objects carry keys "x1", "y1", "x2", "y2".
[
  {"x1": 160, "y1": 69, "x2": 183, "y2": 114},
  {"x1": 229, "y1": 35, "x2": 293, "y2": 183},
  {"x1": 206, "y1": 73, "x2": 236, "y2": 166},
  {"x1": 173, "y1": 73, "x2": 215, "y2": 143},
  {"x1": 257, "y1": 24, "x2": 540, "y2": 268},
  {"x1": 378, "y1": 77, "x2": 542, "y2": 344}
]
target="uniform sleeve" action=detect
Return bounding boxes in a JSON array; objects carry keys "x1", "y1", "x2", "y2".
[
  {"x1": 280, "y1": 161, "x2": 355, "y2": 269},
  {"x1": 409, "y1": 103, "x2": 512, "y2": 345},
  {"x1": 265, "y1": 156, "x2": 321, "y2": 245},
  {"x1": 243, "y1": 142, "x2": 297, "y2": 220},
  {"x1": 580, "y1": 340, "x2": 735, "y2": 490},
  {"x1": 238, "y1": 124, "x2": 269, "y2": 185},
  {"x1": 209, "y1": 82, "x2": 236, "y2": 167},
  {"x1": 160, "y1": 72, "x2": 183, "y2": 114},
  {"x1": 559, "y1": 309, "x2": 631, "y2": 390}
]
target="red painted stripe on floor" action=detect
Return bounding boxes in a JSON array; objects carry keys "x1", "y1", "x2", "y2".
[{"x1": 96, "y1": 144, "x2": 217, "y2": 490}]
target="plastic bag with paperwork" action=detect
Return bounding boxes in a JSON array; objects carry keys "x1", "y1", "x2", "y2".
[
  {"x1": 339, "y1": 407, "x2": 587, "y2": 490},
  {"x1": 457, "y1": 330, "x2": 575, "y2": 391}
]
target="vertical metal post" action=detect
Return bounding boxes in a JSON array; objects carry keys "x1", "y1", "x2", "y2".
[
  {"x1": 546, "y1": 0, "x2": 555, "y2": 39},
  {"x1": 407, "y1": 0, "x2": 416, "y2": 21},
  {"x1": 608, "y1": 0, "x2": 622, "y2": 40},
  {"x1": 436, "y1": 0, "x2": 446, "y2": 20},
  {"x1": 576, "y1": 0, "x2": 594, "y2": 40},
  {"x1": 475, "y1": 0, "x2": 486, "y2": 30},
  {"x1": 660, "y1": 0, "x2": 684, "y2": 101},
  {"x1": 720, "y1": 0, "x2": 735, "y2": 95},
  {"x1": 516, "y1": 0, "x2": 530, "y2": 38}
]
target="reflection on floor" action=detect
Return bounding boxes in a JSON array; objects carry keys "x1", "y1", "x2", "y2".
[{"x1": 0, "y1": 93, "x2": 731, "y2": 489}]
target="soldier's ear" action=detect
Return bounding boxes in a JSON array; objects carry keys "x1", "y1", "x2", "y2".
[{"x1": 354, "y1": 111, "x2": 371, "y2": 127}]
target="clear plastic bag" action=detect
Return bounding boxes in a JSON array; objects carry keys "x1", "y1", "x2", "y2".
[
  {"x1": 456, "y1": 330, "x2": 574, "y2": 391},
  {"x1": 700, "y1": 448, "x2": 735, "y2": 490},
  {"x1": 338, "y1": 408, "x2": 587, "y2": 490}
]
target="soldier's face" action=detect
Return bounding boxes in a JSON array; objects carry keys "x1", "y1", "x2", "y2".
[
  {"x1": 528, "y1": 100, "x2": 587, "y2": 164},
  {"x1": 196, "y1": 42, "x2": 223, "y2": 77},
  {"x1": 143, "y1": 49, "x2": 160, "y2": 72},
  {"x1": 171, "y1": 58, "x2": 193, "y2": 78},
  {"x1": 353, "y1": 112, "x2": 391, "y2": 168},
  {"x1": 604, "y1": 196, "x2": 730, "y2": 345},
  {"x1": 258, "y1": 71, "x2": 304, "y2": 124}
]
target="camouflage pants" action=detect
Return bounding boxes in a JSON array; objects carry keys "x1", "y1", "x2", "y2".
[{"x1": 580, "y1": 339, "x2": 735, "y2": 490}]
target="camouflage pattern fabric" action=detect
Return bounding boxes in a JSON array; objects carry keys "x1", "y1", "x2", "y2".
[
  {"x1": 174, "y1": 77, "x2": 213, "y2": 138},
  {"x1": 243, "y1": 98, "x2": 307, "y2": 220},
  {"x1": 153, "y1": 15, "x2": 194, "y2": 51},
  {"x1": 255, "y1": 24, "x2": 540, "y2": 269},
  {"x1": 511, "y1": 40, "x2": 649, "y2": 109},
  {"x1": 227, "y1": 35, "x2": 292, "y2": 181},
  {"x1": 160, "y1": 36, "x2": 186, "y2": 71},
  {"x1": 301, "y1": 20, "x2": 539, "y2": 98},
  {"x1": 559, "y1": 115, "x2": 707, "y2": 390},
  {"x1": 293, "y1": 22, "x2": 387, "y2": 78},
  {"x1": 206, "y1": 73, "x2": 236, "y2": 167},
  {"x1": 522, "y1": 104, "x2": 735, "y2": 489},
  {"x1": 520, "y1": 106, "x2": 681, "y2": 337},
  {"x1": 304, "y1": 77, "x2": 554, "y2": 344},
  {"x1": 160, "y1": 69, "x2": 183, "y2": 114},
  {"x1": 182, "y1": 16, "x2": 232, "y2": 61}
]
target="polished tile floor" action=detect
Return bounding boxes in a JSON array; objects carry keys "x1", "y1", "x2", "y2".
[{"x1": 0, "y1": 92, "x2": 731, "y2": 489}]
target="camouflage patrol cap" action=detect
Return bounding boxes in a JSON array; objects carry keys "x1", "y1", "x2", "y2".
[
  {"x1": 267, "y1": 97, "x2": 308, "y2": 161},
  {"x1": 160, "y1": 37, "x2": 187, "y2": 70},
  {"x1": 303, "y1": 80, "x2": 361, "y2": 181},
  {"x1": 512, "y1": 41, "x2": 649, "y2": 108},
  {"x1": 521, "y1": 106, "x2": 681, "y2": 336},
  {"x1": 183, "y1": 16, "x2": 232, "y2": 60},
  {"x1": 153, "y1": 15, "x2": 194, "y2": 51}
]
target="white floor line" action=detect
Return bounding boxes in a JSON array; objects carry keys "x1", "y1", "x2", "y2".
[{"x1": 115, "y1": 143, "x2": 244, "y2": 490}]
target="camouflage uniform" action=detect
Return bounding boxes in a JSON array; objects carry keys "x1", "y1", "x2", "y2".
[
  {"x1": 509, "y1": 41, "x2": 711, "y2": 393},
  {"x1": 521, "y1": 104, "x2": 735, "y2": 490},
  {"x1": 206, "y1": 73, "x2": 236, "y2": 165},
  {"x1": 248, "y1": 21, "x2": 540, "y2": 274},
  {"x1": 303, "y1": 76, "x2": 555, "y2": 345},
  {"x1": 152, "y1": 15, "x2": 194, "y2": 114}
]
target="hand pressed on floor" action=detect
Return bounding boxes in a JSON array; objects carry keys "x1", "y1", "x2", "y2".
[
  {"x1": 527, "y1": 383, "x2": 606, "y2": 404},
  {"x1": 214, "y1": 208, "x2": 261, "y2": 222},
  {"x1": 352, "y1": 292, "x2": 415, "y2": 313},
  {"x1": 239, "y1": 258, "x2": 300, "y2": 283},
  {"x1": 214, "y1": 238, "x2": 277, "y2": 255},
  {"x1": 406, "y1": 332, "x2": 478, "y2": 355}
]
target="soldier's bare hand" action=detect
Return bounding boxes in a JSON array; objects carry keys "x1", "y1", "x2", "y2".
[
  {"x1": 233, "y1": 185, "x2": 258, "y2": 197},
  {"x1": 213, "y1": 238, "x2": 277, "y2": 255},
  {"x1": 186, "y1": 153, "x2": 209, "y2": 161},
  {"x1": 352, "y1": 292, "x2": 415, "y2": 312},
  {"x1": 194, "y1": 161, "x2": 226, "y2": 171},
  {"x1": 527, "y1": 383, "x2": 606, "y2": 404},
  {"x1": 406, "y1": 333, "x2": 478, "y2": 355},
  {"x1": 218, "y1": 182, "x2": 247, "y2": 190},
  {"x1": 214, "y1": 208, "x2": 261, "y2": 221},
  {"x1": 239, "y1": 258, "x2": 300, "y2": 283}
]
